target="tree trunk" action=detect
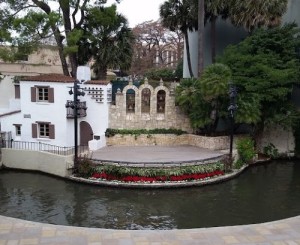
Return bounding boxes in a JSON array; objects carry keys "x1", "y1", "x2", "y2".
[
  {"x1": 198, "y1": 0, "x2": 205, "y2": 78},
  {"x1": 95, "y1": 65, "x2": 107, "y2": 80},
  {"x1": 184, "y1": 31, "x2": 194, "y2": 78},
  {"x1": 52, "y1": 27, "x2": 70, "y2": 76},
  {"x1": 211, "y1": 16, "x2": 217, "y2": 63}
]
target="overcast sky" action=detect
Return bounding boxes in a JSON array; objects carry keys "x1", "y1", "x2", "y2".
[{"x1": 105, "y1": 0, "x2": 165, "y2": 27}]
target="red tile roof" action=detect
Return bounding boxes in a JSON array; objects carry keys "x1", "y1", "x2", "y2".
[
  {"x1": 84, "y1": 80, "x2": 110, "y2": 85},
  {"x1": 22, "y1": 74, "x2": 75, "y2": 83}
]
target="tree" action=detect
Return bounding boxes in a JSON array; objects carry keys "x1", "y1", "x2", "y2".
[
  {"x1": 228, "y1": 0, "x2": 288, "y2": 32},
  {"x1": 0, "y1": 0, "x2": 119, "y2": 77},
  {"x1": 130, "y1": 20, "x2": 184, "y2": 76},
  {"x1": 160, "y1": 0, "x2": 198, "y2": 78},
  {"x1": 176, "y1": 63, "x2": 231, "y2": 135},
  {"x1": 218, "y1": 23, "x2": 300, "y2": 142},
  {"x1": 78, "y1": 5, "x2": 134, "y2": 79}
]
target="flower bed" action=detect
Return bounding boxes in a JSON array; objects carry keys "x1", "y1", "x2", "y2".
[
  {"x1": 77, "y1": 158, "x2": 226, "y2": 184},
  {"x1": 91, "y1": 170, "x2": 224, "y2": 183}
]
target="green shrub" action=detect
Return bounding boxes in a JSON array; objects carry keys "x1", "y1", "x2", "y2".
[
  {"x1": 76, "y1": 157, "x2": 95, "y2": 178},
  {"x1": 236, "y1": 137, "x2": 255, "y2": 165},
  {"x1": 105, "y1": 128, "x2": 187, "y2": 137},
  {"x1": 93, "y1": 162, "x2": 225, "y2": 178},
  {"x1": 263, "y1": 143, "x2": 278, "y2": 158},
  {"x1": 144, "y1": 68, "x2": 176, "y2": 81}
]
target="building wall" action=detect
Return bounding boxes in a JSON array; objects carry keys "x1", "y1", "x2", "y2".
[
  {"x1": 0, "y1": 76, "x2": 15, "y2": 109},
  {"x1": 0, "y1": 46, "x2": 63, "y2": 76},
  {"x1": 109, "y1": 80, "x2": 193, "y2": 132},
  {"x1": 18, "y1": 81, "x2": 72, "y2": 146},
  {"x1": 80, "y1": 82, "x2": 112, "y2": 148}
]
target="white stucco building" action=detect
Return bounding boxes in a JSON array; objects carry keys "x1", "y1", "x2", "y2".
[{"x1": 0, "y1": 68, "x2": 111, "y2": 150}]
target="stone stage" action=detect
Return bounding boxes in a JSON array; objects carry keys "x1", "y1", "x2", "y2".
[{"x1": 90, "y1": 145, "x2": 225, "y2": 164}]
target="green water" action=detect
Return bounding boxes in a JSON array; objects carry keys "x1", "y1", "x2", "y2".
[{"x1": 0, "y1": 160, "x2": 300, "y2": 230}]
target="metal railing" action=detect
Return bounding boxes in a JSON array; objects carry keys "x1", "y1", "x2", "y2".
[{"x1": 0, "y1": 140, "x2": 89, "y2": 156}]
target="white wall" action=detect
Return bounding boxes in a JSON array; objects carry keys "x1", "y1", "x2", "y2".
[
  {"x1": 0, "y1": 76, "x2": 15, "y2": 109},
  {"x1": 1, "y1": 148, "x2": 74, "y2": 177},
  {"x1": 19, "y1": 81, "x2": 73, "y2": 146},
  {"x1": 80, "y1": 82, "x2": 111, "y2": 148}
]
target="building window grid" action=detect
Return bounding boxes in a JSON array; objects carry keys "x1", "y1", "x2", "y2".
[
  {"x1": 15, "y1": 125, "x2": 21, "y2": 136},
  {"x1": 39, "y1": 123, "x2": 50, "y2": 138},
  {"x1": 38, "y1": 87, "x2": 49, "y2": 102}
]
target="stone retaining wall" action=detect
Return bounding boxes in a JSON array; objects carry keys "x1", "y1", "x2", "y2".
[{"x1": 106, "y1": 134, "x2": 233, "y2": 150}]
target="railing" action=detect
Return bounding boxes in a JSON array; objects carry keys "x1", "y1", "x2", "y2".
[{"x1": 0, "y1": 140, "x2": 89, "y2": 156}]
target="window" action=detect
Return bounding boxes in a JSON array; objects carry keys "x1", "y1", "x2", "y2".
[
  {"x1": 157, "y1": 90, "x2": 166, "y2": 113},
  {"x1": 32, "y1": 122, "x2": 55, "y2": 139},
  {"x1": 14, "y1": 124, "x2": 21, "y2": 136},
  {"x1": 38, "y1": 87, "x2": 49, "y2": 101},
  {"x1": 141, "y1": 88, "x2": 151, "y2": 113},
  {"x1": 31, "y1": 86, "x2": 54, "y2": 103},
  {"x1": 39, "y1": 123, "x2": 50, "y2": 138},
  {"x1": 126, "y1": 89, "x2": 135, "y2": 113}
]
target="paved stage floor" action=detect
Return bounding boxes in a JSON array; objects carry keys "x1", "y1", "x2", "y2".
[{"x1": 90, "y1": 145, "x2": 225, "y2": 163}]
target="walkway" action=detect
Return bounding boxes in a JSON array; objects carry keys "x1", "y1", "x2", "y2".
[{"x1": 0, "y1": 215, "x2": 299, "y2": 244}]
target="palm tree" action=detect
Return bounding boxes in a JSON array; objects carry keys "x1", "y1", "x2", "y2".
[
  {"x1": 78, "y1": 5, "x2": 134, "y2": 79},
  {"x1": 160, "y1": 0, "x2": 198, "y2": 78},
  {"x1": 228, "y1": 0, "x2": 288, "y2": 32}
]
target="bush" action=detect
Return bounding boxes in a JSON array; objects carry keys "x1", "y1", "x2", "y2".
[
  {"x1": 76, "y1": 157, "x2": 95, "y2": 178},
  {"x1": 144, "y1": 68, "x2": 176, "y2": 81},
  {"x1": 236, "y1": 137, "x2": 255, "y2": 165},
  {"x1": 105, "y1": 128, "x2": 187, "y2": 137},
  {"x1": 263, "y1": 143, "x2": 278, "y2": 158}
]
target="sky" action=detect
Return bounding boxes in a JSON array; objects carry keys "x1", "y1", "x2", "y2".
[{"x1": 105, "y1": 0, "x2": 166, "y2": 27}]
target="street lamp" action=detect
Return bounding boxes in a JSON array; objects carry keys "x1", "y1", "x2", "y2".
[
  {"x1": 228, "y1": 83, "x2": 238, "y2": 158},
  {"x1": 66, "y1": 79, "x2": 86, "y2": 170}
]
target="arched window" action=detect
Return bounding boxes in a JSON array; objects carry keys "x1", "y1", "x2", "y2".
[
  {"x1": 126, "y1": 89, "x2": 135, "y2": 113},
  {"x1": 157, "y1": 90, "x2": 166, "y2": 113},
  {"x1": 141, "y1": 88, "x2": 151, "y2": 113}
]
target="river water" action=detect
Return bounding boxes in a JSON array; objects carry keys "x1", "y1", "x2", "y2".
[{"x1": 0, "y1": 160, "x2": 299, "y2": 230}]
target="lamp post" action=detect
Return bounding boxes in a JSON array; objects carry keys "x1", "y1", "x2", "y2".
[
  {"x1": 228, "y1": 84, "x2": 237, "y2": 158},
  {"x1": 66, "y1": 79, "x2": 85, "y2": 170}
]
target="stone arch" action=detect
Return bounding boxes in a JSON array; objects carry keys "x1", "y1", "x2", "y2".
[
  {"x1": 154, "y1": 86, "x2": 169, "y2": 114},
  {"x1": 80, "y1": 121, "x2": 93, "y2": 146}
]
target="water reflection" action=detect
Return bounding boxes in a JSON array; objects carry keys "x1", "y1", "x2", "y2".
[{"x1": 0, "y1": 160, "x2": 300, "y2": 230}]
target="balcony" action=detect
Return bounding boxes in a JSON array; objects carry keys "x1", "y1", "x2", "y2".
[{"x1": 65, "y1": 100, "x2": 87, "y2": 118}]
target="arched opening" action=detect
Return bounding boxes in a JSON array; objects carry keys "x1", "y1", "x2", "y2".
[
  {"x1": 157, "y1": 90, "x2": 166, "y2": 113},
  {"x1": 80, "y1": 121, "x2": 93, "y2": 146},
  {"x1": 126, "y1": 89, "x2": 135, "y2": 113},
  {"x1": 141, "y1": 88, "x2": 151, "y2": 113}
]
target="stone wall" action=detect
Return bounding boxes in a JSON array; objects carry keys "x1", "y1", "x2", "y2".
[
  {"x1": 109, "y1": 80, "x2": 193, "y2": 133},
  {"x1": 106, "y1": 134, "x2": 232, "y2": 151},
  {"x1": 258, "y1": 125, "x2": 295, "y2": 156}
]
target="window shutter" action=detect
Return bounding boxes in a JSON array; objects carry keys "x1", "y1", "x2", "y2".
[
  {"x1": 48, "y1": 87, "x2": 54, "y2": 103},
  {"x1": 31, "y1": 87, "x2": 36, "y2": 102},
  {"x1": 32, "y1": 123, "x2": 37, "y2": 138},
  {"x1": 49, "y1": 124, "x2": 55, "y2": 139}
]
